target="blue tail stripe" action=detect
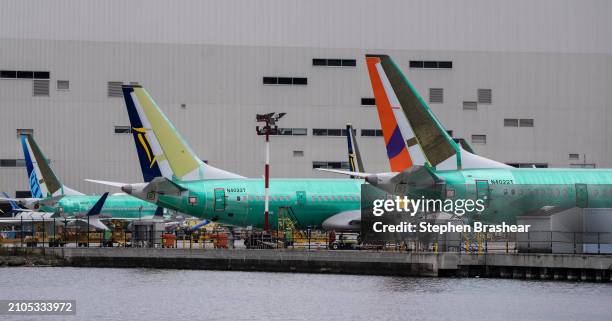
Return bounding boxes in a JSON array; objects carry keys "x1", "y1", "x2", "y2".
[
  {"x1": 122, "y1": 86, "x2": 163, "y2": 182},
  {"x1": 20, "y1": 135, "x2": 42, "y2": 198}
]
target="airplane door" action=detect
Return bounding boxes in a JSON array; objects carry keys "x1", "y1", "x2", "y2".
[
  {"x1": 214, "y1": 188, "x2": 226, "y2": 212},
  {"x1": 296, "y1": 191, "x2": 306, "y2": 206},
  {"x1": 575, "y1": 184, "x2": 588, "y2": 208},
  {"x1": 475, "y1": 180, "x2": 490, "y2": 206}
]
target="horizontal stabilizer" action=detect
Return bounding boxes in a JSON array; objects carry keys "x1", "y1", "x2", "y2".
[
  {"x1": 315, "y1": 168, "x2": 370, "y2": 178},
  {"x1": 84, "y1": 179, "x2": 127, "y2": 188}
]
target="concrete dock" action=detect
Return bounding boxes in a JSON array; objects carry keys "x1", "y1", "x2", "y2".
[{"x1": 3, "y1": 248, "x2": 611, "y2": 281}]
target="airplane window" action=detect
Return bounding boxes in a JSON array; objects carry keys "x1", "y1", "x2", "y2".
[
  {"x1": 344, "y1": 196, "x2": 349, "y2": 201},
  {"x1": 519, "y1": 190, "x2": 523, "y2": 196},
  {"x1": 318, "y1": 196, "x2": 323, "y2": 201},
  {"x1": 503, "y1": 189, "x2": 508, "y2": 195},
  {"x1": 511, "y1": 189, "x2": 515, "y2": 195},
  {"x1": 555, "y1": 189, "x2": 560, "y2": 197},
  {"x1": 324, "y1": 196, "x2": 329, "y2": 201}
]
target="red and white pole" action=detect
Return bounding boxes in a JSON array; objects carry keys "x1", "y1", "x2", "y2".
[{"x1": 263, "y1": 131, "x2": 270, "y2": 232}]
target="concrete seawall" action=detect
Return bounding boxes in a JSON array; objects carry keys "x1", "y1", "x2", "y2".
[{"x1": 3, "y1": 248, "x2": 612, "y2": 281}]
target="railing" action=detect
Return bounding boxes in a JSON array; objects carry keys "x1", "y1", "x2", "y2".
[{"x1": 2, "y1": 225, "x2": 612, "y2": 255}]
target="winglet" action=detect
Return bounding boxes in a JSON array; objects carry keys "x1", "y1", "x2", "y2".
[
  {"x1": 153, "y1": 206, "x2": 164, "y2": 218},
  {"x1": 87, "y1": 192, "x2": 109, "y2": 216}
]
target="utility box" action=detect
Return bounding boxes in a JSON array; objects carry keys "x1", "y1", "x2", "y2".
[{"x1": 131, "y1": 221, "x2": 164, "y2": 248}]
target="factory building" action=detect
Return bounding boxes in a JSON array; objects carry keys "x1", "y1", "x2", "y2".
[{"x1": 1, "y1": 0, "x2": 611, "y2": 196}]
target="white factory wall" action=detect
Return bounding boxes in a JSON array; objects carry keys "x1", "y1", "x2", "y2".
[{"x1": 0, "y1": 0, "x2": 611, "y2": 196}]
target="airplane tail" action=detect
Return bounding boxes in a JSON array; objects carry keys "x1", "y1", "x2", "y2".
[
  {"x1": 122, "y1": 86, "x2": 164, "y2": 182},
  {"x1": 346, "y1": 124, "x2": 365, "y2": 174},
  {"x1": 365, "y1": 56, "x2": 426, "y2": 172},
  {"x1": 19, "y1": 134, "x2": 83, "y2": 198},
  {"x1": 365, "y1": 54, "x2": 509, "y2": 170},
  {"x1": 121, "y1": 85, "x2": 244, "y2": 181}
]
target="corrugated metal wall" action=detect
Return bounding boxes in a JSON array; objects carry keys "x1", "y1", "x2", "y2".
[{"x1": 0, "y1": 0, "x2": 611, "y2": 195}]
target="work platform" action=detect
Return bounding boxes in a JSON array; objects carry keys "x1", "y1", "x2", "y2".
[{"x1": 9, "y1": 248, "x2": 612, "y2": 282}]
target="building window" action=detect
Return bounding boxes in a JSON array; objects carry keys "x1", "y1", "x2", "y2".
[
  {"x1": 519, "y1": 119, "x2": 534, "y2": 127},
  {"x1": 507, "y1": 163, "x2": 548, "y2": 168},
  {"x1": 478, "y1": 89, "x2": 492, "y2": 104},
  {"x1": 361, "y1": 129, "x2": 383, "y2": 137},
  {"x1": 429, "y1": 88, "x2": 443, "y2": 103},
  {"x1": 275, "y1": 128, "x2": 308, "y2": 136},
  {"x1": 16, "y1": 129, "x2": 33, "y2": 137},
  {"x1": 312, "y1": 128, "x2": 347, "y2": 137},
  {"x1": 463, "y1": 101, "x2": 477, "y2": 110},
  {"x1": 569, "y1": 153, "x2": 580, "y2": 160},
  {"x1": 0, "y1": 70, "x2": 17, "y2": 78},
  {"x1": 504, "y1": 119, "x2": 519, "y2": 127},
  {"x1": 0, "y1": 159, "x2": 26, "y2": 167},
  {"x1": 57, "y1": 80, "x2": 70, "y2": 91},
  {"x1": 108, "y1": 81, "x2": 123, "y2": 97},
  {"x1": 262, "y1": 77, "x2": 307, "y2": 85},
  {"x1": 15, "y1": 191, "x2": 31, "y2": 198},
  {"x1": 293, "y1": 150, "x2": 304, "y2": 157},
  {"x1": 471, "y1": 134, "x2": 486, "y2": 144},
  {"x1": 409, "y1": 61, "x2": 452, "y2": 69},
  {"x1": 114, "y1": 126, "x2": 132, "y2": 134},
  {"x1": 0, "y1": 70, "x2": 49, "y2": 79},
  {"x1": 312, "y1": 58, "x2": 356, "y2": 67},
  {"x1": 570, "y1": 163, "x2": 596, "y2": 169},
  {"x1": 312, "y1": 161, "x2": 350, "y2": 169},
  {"x1": 361, "y1": 98, "x2": 375, "y2": 106},
  {"x1": 33, "y1": 80, "x2": 50, "y2": 96}
]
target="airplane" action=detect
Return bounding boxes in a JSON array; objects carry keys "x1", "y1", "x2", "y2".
[
  {"x1": 320, "y1": 124, "x2": 365, "y2": 231},
  {"x1": 2, "y1": 134, "x2": 167, "y2": 225},
  {"x1": 323, "y1": 54, "x2": 612, "y2": 224},
  {"x1": 0, "y1": 192, "x2": 112, "y2": 231},
  {"x1": 87, "y1": 85, "x2": 363, "y2": 230}
]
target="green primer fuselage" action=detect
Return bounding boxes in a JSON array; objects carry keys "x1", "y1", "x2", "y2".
[
  {"x1": 152, "y1": 178, "x2": 363, "y2": 228},
  {"x1": 39, "y1": 195, "x2": 159, "y2": 219},
  {"x1": 437, "y1": 168, "x2": 612, "y2": 223}
]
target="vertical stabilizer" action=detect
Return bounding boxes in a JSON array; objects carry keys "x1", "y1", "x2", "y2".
[
  {"x1": 20, "y1": 134, "x2": 83, "y2": 197},
  {"x1": 346, "y1": 124, "x2": 365, "y2": 174},
  {"x1": 121, "y1": 85, "x2": 244, "y2": 181},
  {"x1": 365, "y1": 56, "x2": 426, "y2": 172},
  {"x1": 365, "y1": 55, "x2": 509, "y2": 170}
]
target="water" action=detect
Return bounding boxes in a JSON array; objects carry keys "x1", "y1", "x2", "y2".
[{"x1": 1, "y1": 267, "x2": 611, "y2": 321}]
